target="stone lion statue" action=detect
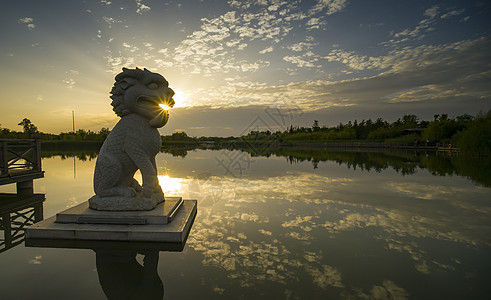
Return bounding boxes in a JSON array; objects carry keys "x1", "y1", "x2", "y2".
[{"x1": 89, "y1": 67, "x2": 175, "y2": 211}]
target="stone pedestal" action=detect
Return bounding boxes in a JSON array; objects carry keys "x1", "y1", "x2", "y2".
[
  {"x1": 58, "y1": 197, "x2": 183, "y2": 225},
  {"x1": 25, "y1": 198, "x2": 196, "y2": 243}
]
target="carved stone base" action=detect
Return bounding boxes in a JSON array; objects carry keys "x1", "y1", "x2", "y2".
[{"x1": 89, "y1": 193, "x2": 165, "y2": 211}]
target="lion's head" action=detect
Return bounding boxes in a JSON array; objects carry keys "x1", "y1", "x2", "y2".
[{"x1": 110, "y1": 67, "x2": 175, "y2": 128}]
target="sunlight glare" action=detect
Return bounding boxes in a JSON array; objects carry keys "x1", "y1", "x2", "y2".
[
  {"x1": 159, "y1": 103, "x2": 171, "y2": 110},
  {"x1": 170, "y1": 88, "x2": 190, "y2": 108},
  {"x1": 157, "y1": 175, "x2": 183, "y2": 195}
]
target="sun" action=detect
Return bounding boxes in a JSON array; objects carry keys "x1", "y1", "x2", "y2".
[
  {"x1": 159, "y1": 103, "x2": 172, "y2": 110},
  {"x1": 169, "y1": 88, "x2": 190, "y2": 108}
]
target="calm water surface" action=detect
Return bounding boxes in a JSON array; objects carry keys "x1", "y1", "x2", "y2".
[{"x1": 0, "y1": 149, "x2": 489, "y2": 299}]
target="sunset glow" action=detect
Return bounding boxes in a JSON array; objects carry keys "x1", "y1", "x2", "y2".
[{"x1": 0, "y1": 0, "x2": 489, "y2": 136}]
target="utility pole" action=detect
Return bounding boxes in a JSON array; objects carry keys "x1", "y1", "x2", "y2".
[{"x1": 72, "y1": 110, "x2": 75, "y2": 133}]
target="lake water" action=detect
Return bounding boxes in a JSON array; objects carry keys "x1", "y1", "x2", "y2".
[{"x1": 0, "y1": 149, "x2": 490, "y2": 299}]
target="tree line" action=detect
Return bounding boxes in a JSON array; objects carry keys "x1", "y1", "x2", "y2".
[
  {"x1": 0, "y1": 118, "x2": 110, "y2": 141},
  {"x1": 234, "y1": 111, "x2": 489, "y2": 156},
  {"x1": 1, "y1": 110, "x2": 489, "y2": 156}
]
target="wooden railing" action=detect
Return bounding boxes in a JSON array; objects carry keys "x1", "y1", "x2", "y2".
[{"x1": 0, "y1": 138, "x2": 42, "y2": 178}]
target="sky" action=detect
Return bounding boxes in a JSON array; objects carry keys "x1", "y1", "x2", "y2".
[{"x1": 1, "y1": 0, "x2": 490, "y2": 137}]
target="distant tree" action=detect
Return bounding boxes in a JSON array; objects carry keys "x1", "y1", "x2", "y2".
[
  {"x1": 98, "y1": 127, "x2": 110, "y2": 140},
  {"x1": 422, "y1": 119, "x2": 460, "y2": 141},
  {"x1": 456, "y1": 113, "x2": 474, "y2": 123},
  {"x1": 99, "y1": 128, "x2": 110, "y2": 135},
  {"x1": 77, "y1": 129, "x2": 88, "y2": 140},
  {"x1": 402, "y1": 114, "x2": 419, "y2": 127},
  {"x1": 312, "y1": 120, "x2": 320, "y2": 131},
  {"x1": 18, "y1": 118, "x2": 39, "y2": 137},
  {"x1": 453, "y1": 110, "x2": 491, "y2": 156}
]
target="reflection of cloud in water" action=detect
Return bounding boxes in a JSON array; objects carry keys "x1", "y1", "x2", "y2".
[
  {"x1": 387, "y1": 181, "x2": 470, "y2": 200},
  {"x1": 352, "y1": 280, "x2": 409, "y2": 300},
  {"x1": 187, "y1": 206, "x2": 345, "y2": 289},
  {"x1": 386, "y1": 181, "x2": 491, "y2": 214},
  {"x1": 164, "y1": 168, "x2": 488, "y2": 292},
  {"x1": 28, "y1": 255, "x2": 42, "y2": 265},
  {"x1": 307, "y1": 265, "x2": 344, "y2": 289}
]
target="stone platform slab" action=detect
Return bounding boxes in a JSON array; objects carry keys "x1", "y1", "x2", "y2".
[
  {"x1": 25, "y1": 238, "x2": 188, "y2": 252},
  {"x1": 25, "y1": 200, "x2": 197, "y2": 243},
  {"x1": 56, "y1": 197, "x2": 183, "y2": 225}
]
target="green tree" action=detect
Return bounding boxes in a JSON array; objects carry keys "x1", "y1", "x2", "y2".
[
  {"x1": 18, "y1": 118, "x2": 39, "y2": 137},
  {"x1": 402, "y1": 114, "x2": 419, "y2": 127},
  {"x1": 453, "y1": 110, "x2": 491, "y2": 156},
  {"x1": 422, "y1": 119, "x2": 460, "y2": 141}
]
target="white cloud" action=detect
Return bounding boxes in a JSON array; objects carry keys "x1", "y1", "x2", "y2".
[
  {"x1": 309, "y1": 0, "x2": 348, "y2": 16},
  {"x1": 166, "y1": 0, "x2": 347, "y2": 76},
  {"x1": 259, "y1": 46, "x2": 274, "y2": 54},
  {"x1": 384, "y1": 15, "x2": 439, "y2": 46},
  {"x1": 19, "y1": 17, "x2": 33, "y2": 23},
  {"x1": 155, "y1": 59, "x2": 173, "y2": 68},
  {"x1": 62, "y1": 78, "x2": 75, "y2": 89},
  {"x1": 441, "y1": 9, "x2": 465, "y2": 19},
  {"x1": 288, "y1": 41, "x2": 316, "y2": 52},
  {"x1": 283, "y1": 55, "x2": 319, "y2": 68},
  {"x1": 136, "y1": 0, "x2": 150, "y2": 14},
  {"x1": 104, "y1": 51, "x2": 136, "y2": 73},
  {"x1": 102, "y1": 16, "x2": 116, "y2": 25},
  {"x1": 237, "y1": 37, "x2": 491, "y2": 110},
  {"x1": 240, "y1": 60, "x2": 270, "y2": 72},
  {"x1": 305, "y1": 17, "x2": 326, "y2": 30},
  {"x1": 424, "y1": 5, "x2": 439, "y2": 18},
  {"x1": 122, "y1": 42, "x2": 139, "y2": 52},
  {"x1": 324, "y1": 49, "x2": 383, "y2": 70},
  {"x1": 19, "y1": 17, "x2": 35, "y2": 30}
]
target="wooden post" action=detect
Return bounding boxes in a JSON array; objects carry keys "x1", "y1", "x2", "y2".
[
  {"x1": 17, "y1": 180, "x2": 33, "y2": 196},
  {"x1": 1, "y1": 212, "x2": 12, "y2": 248},
  {"x1": 0, "y1": 140, "x2": 8, "y2": 177},
  {"x1": 34, "y1": 137, "x2": 42, "y2": 172},
  {"x1": 34, "y1": 203, "x2": 44, "y2": 222}
]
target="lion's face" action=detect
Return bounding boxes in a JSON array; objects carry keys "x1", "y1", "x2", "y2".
[{"x1": 111, "y1": 68, "x2": 175, "y2": 128}]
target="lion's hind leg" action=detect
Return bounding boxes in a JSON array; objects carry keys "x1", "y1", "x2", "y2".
[{"x1": 94, "y1": 153, "x2": 137, "y2": 198}]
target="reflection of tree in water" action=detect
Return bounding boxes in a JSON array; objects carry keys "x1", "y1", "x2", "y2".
[
  {"x1": 239, "y1": 147, "x2": 490, "y2": 187},
  {"x1": 40, "y1": 145, "x2": 490, "y2": 187},
  {"x1": 41, "y1": 150, "x2": 98, "y2": 161},
  {"x1": 258, "y1": 148, "x2": 419, "y2": 174},
  {"x1": 95, "y1": 249, "x2": 163, "y2": 300},
  {"x1": 160, "y1": 146, "x2": 190, "y2": 158}
]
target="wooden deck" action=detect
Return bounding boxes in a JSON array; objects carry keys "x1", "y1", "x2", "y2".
[{"x1": 0, "y1": 138, "x2": 44, "y2": 188}]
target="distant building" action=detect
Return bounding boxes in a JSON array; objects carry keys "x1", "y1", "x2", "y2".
[{"x1": 401, "y1": 128, "x2": 425, "y2": 136}]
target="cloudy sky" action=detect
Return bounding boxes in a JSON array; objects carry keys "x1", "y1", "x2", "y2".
[{"x1": 1, "y1": 0, "x2": 490, "y2": 136}]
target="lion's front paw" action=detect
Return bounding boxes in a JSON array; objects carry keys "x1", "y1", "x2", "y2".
[
  {"x1": 142, "y1": 184, "x2": 164, "y2": 199},
  {"x1": 130, "y1": 179, "x2": 143, "y2": 193},
  {"x1": 142, "y1": 185, "x2": 155, "y2": 198}
]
